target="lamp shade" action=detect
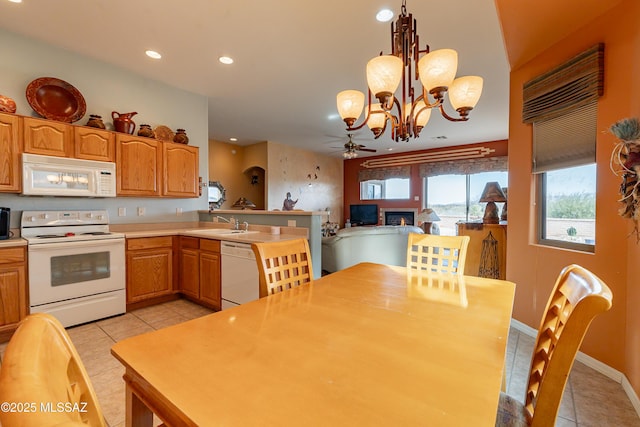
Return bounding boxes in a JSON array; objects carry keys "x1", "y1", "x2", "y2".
[
  {"x1": 448, "y1": 76, "x2": 483, "y2": 111},
  {"x1": 413, "y1": 100, "x2": 432, "y2": 128},
  {"x1": 366, "y1": 55, "x2": 403, "y2": 99},
  {"x1": 418, "y1": 49, "x2": 458, "y2": 92},
  {"x1": 336, "y1": 90, "x2": 365, "y2": 122},
  {"x1": 366, "y1": 103, "x2": 387, "y2": 131},
  {"x1": 479, "y1": 182, "x2": 507, "y2": 202}
]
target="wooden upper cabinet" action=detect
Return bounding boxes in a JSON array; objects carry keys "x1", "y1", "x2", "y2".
[
  {"x1": 0, "y1": 112, "x2": 22, "y2": 192},
  {"x1": 163, "y1": 142, "x2": 199, "y2": 197},
  {"x1": 23, "y1": 117, "x2": 73, "y2": 157},
  {"x1": 116, "y1": 135, "x2": 162, "y2": 197},
  {"x1": 74, "y1": 126, "x2": 115, "y2": 162}
]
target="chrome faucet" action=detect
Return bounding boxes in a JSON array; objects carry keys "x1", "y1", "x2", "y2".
[
  {"x1": 243, "y1": 221, "x2": 249, "y2": 232},
  {"x1": 215, "y1": 216, "x2": 230, "y2": 224}
]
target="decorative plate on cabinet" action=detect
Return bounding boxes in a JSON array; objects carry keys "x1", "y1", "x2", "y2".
[
  {"x1": 25, "y1": 77, "x2": 86, "y2": 123},
  {"x1": 154, "y1": 125, "x2": 175, "y2": 142}
]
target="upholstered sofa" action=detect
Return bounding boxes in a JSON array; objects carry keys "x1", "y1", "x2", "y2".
[{"x1": 321, "y1": 225, "x2": 424, "y2": 273}]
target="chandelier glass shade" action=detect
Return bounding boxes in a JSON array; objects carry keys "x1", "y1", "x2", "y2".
[{"x1": 336, "y1": 1, "x2": 483, "y2": 142}]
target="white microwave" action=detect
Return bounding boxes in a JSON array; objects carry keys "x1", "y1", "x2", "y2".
[{"x1": 22, "y1": 153, "x2": 116, "y2": 197}]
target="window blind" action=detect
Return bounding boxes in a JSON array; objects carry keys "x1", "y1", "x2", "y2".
[
  {"x1": 523, "y1": 44, "x2": 604, "y2": 123},
  {"x1": 532, "y1": 101, "x2": 597, "y2": 173},
  {"x1": 358, "y1": 165, "x2": 411, "y2": 182},
  {"x1": 418, "y1": 156, "x2": 507, "y2": 178}
]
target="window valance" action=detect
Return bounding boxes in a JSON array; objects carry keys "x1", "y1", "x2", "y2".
[
  {"x1": 358, "y1": 165, "x2": 411, "y2": 182},
  {"x1": 522, "y1": 43, "x2": 604, "y2": 123},
  {"x1": 418, "y1": 156, "x2": 507, "y2": 178}
]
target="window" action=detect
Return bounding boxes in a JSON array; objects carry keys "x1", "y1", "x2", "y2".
[
  {"x1": 424, "y1": 171, "x2": 508, "y2": 235},
  {"x1": 533, "y1": 102, "x2": 597, "y2": 251},
  {"x1": 360, "y1": 178, "x2": 410, "y2": 200},
  {"x1": 538, "y1": 164, "x2": 596, "y2": 250}
]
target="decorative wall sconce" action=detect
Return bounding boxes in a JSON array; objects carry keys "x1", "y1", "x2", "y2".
[{"x1": 307, "y1": 165, "x2": 320, "y2": 187}]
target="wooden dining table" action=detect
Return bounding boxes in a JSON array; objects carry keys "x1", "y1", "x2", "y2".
[{"x1": 111, "y1": 262, "x2": 516, "y2": 427}]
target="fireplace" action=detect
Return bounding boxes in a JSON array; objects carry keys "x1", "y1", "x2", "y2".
[{"x1": 381, "y1": 208, "x2": 418, "y2": 226}]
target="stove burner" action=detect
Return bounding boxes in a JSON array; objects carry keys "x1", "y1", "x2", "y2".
[
  {"x1": 82, "y1": 232, "x2": 111, "y2": 236},
  {"x1": 36, "y1": 234, "x2": 65, "y2": 239}
]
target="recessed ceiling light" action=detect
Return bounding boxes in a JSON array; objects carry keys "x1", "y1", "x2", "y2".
[
  {"x1": 219, "y1": 56, "x2": 234, "y2": 65},
  {"x1": 7, "y1": 0, "x2": 23, "y2": 3},
  {"x1": 229, "y1": 137, "x2": 238, "y2": 142},
  {"x1": 387, "y1": 148, "x2": 394, "y2": 151},
  {"x1": 376, "y1": 9, "x2": 394, "y2": 22},
  {"x1": 145, "y1": 50, "x2": 162, "y2": 59}
]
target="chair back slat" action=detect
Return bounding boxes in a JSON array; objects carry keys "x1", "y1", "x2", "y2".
[
  {"x1": 0, "y1": 313, "x2": 107, "y2": 427},
  {"x1": 406, "y1": 233, "x2": 470, "y2": 274},
  {"x1": 252, "y1": 238, "x2": 314, "y2": 297},
  {"x1": 525, "y1": 265, "x2": 612, "y2": 427}
]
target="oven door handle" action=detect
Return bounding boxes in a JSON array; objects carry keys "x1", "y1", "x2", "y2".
[{"x1": 27, "y1": 239, "x2": 124, "y2": 251}]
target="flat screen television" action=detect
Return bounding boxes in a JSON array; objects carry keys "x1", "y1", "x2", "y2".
[{"x1": 349, "y1": 204, "x2": 379, "y2": 226}]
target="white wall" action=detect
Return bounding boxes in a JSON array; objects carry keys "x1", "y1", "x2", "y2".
[
  {"x1": 0, "y1": 29, "x2": 209, "y2": 227},
  {"x1": 266, "y1": 141, "x2": 343, "y2": 221}
]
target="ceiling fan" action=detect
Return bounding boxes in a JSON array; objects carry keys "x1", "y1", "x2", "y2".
[{"x1": 340, "y1": 134, "x2": 377, "y2": 159}]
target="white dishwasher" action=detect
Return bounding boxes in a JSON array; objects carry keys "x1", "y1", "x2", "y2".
[{"x1": 221, "y1": 241, "x2": 259, "y2": 309}]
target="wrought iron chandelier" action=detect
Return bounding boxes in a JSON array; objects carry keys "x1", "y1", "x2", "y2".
[{"x1": 336, "y1": 1, "x2": 483, "y2": 142}]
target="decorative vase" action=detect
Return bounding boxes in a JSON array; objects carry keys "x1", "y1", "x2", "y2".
[
  {"x1": 0, "y1": 95, "x2": 17, "y2": 113},
  {"x1": 174, "y1": 128, "x2": 189, "y2": 144},
  {"x1": 112, "y1": 111, "x2": 137, "y2": 134},
  {"x1": 137, "y1": 124, "x2": 155, "y2": 138},
  {"x1": 85, "y1": 114, "x2": 106, "y2": 129}
]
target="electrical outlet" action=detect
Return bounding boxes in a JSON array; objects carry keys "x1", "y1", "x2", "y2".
[
  {"x1": 414, "y1": 195, "x2": 419, "y2": 201},
  {"x1": 118, "y1": 207, "x2": 126, "y2": 217},
  {"x1": 287, "y1": 220, "x2": 296, "y2": 227},
  {"x1": 176, "y1": 208, "x2": 183, "y2": 216},
  {"x1": 137, "y1": 207, "x2": 145, "y2": 216}
]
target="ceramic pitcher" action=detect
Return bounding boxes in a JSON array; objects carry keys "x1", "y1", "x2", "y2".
[{"x1": 112, "y1": 111, "x2": 137, "y2": 134}]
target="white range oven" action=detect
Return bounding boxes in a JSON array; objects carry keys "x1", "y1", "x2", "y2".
[{"x1": 21, "y1": 210, "x2": 126, "y2": 327}]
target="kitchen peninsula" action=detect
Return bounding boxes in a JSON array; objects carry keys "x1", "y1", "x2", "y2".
[
  {"x1": 198, "y1": 209, "x2": 328, "y2": 278},
  {"x1": 110, "y1": 220, "x2": 309, "y2": 311}
]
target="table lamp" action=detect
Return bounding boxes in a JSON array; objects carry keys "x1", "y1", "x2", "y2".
[
  {"x1": 479, "y1": 182, "x2": 506, "y2": 224},
  {"x1": 417, "y1": 208, "x2": 441, "y2": 234}
]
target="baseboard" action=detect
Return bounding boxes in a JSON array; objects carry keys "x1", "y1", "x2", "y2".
[
  {"x1": 623, "y1": 376, "x2": 640, "y2": 417},
  {"x1": 510, "y1": 318, "x2": 640, "y2": 417}
]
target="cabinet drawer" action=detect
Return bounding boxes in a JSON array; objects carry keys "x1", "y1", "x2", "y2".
[
  {"x1": 0, "y1": 247, "x2": 25, "y2": 264},
  {"x1": 127, "y1": 236, "x2": 173, "y2": 250},
  {"x1": 200, "y1": 239, "x2": 220, "y2": 253},
  {"x1": 181, "y1": 236, "x2": 200, "y2": 249}
]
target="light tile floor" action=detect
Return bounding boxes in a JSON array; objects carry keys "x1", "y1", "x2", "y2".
[
  {"x1": 505, "y1": 329, "x2": 640, "y2": 427},
  {"x1": 1, "y1": 300, "x2": 639, "y2": 426}
]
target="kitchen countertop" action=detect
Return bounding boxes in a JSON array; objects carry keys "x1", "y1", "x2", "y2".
[
  {"x1": 1, "y1": 222, "x2": 308, "y2": 248},
  {"x1": 110, "y1": 221, "x2": 308, "y2": 244},
  {"x1": 0, "y1": 234, "x2": 27, "y2": 248}
]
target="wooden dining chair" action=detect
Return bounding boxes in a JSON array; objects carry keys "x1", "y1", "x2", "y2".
[
  {"x1": 406, "y1": 233, "x2": 470, "y2": 274},
  {"x1": 496, "y1": 264, "x2": 613, "y2": 427},
  {"x1": 0, "y1": 312, "x2": 107, "y2": 427},
  {"x1": 252, "y1": 238, "x2": 314, "y2": 297}
]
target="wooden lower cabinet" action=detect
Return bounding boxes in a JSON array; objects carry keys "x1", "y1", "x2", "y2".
[
  {"x1": 126, "y1": 236, "x2": 175, "y2": 305},
  {"x1": 179, "y1": 237, "x2": 221, "y2": 310},
  {"x1": 0, "y1": 246, "x2": 28, "y2": 341}
]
